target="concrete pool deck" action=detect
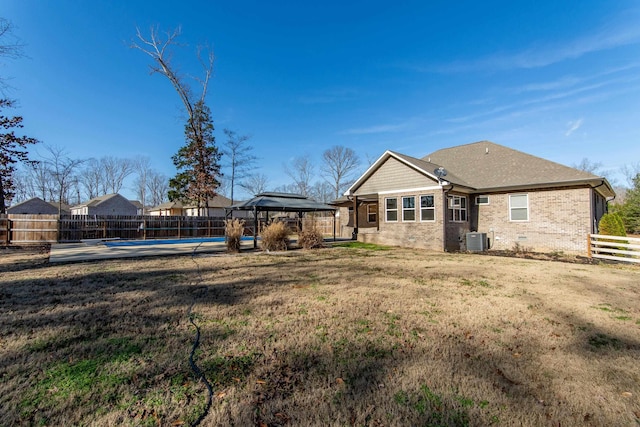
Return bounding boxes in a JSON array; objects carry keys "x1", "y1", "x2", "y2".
[{"x1": 49, "y1": 239, "x2": 234, "y2": 263}]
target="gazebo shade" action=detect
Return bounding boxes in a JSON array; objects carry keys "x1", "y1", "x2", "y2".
[
  {"x1": 225, "y1": 193, "x2": 337, "y2": 248},
  {"x1": 227, "y1": 192, "x2": 336, "y2": 212}
]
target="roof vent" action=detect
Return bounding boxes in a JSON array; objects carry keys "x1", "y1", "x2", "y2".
[{"x1": 485, "y1": 147, "x2": 489, "y2": 154}]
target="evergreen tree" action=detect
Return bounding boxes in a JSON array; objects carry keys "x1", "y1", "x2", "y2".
[
  {"x1": 619, "y1": 173, "x2": 640, "y2": 234},
  {"x1": 0, "y1": 99, "x2": 39, "y2": 213},
  {"x1": 168, "y1": 101, "x2": 222, "y2": 214}
]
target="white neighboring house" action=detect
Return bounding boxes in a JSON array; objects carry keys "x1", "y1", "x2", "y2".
[{"x1": 70, "y1": 193, "x2": 139, "y2": 216}]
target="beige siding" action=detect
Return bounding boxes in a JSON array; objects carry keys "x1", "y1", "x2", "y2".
[
  {"x1": 355, "y1": 158, "x2": 437, "y2": 195},
  {"x1": 474, "y1": 187, "x2": 592, "y2": 253}
]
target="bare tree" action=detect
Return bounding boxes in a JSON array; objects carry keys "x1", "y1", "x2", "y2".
[
  {"x1": 285, "y1": 155, "x2": 314, "y2": 197},
  {"x1": 241, "y1": 172, "x2": 269, "y2": 197},
  {"x1": 622, "y1": 162, "x2": 640, "y2": 188},
  {"x1": 132, "y1": 26, "x2": 221, "y2": 212},
  {"x1": 310, "y1": 181, "x2": 333, "y2": 203},
  {"x1": 133, "y1": 156, "x2": 152, "y2": 206},
  {"x1": 572, "y1": 158, "x2": 603, "y2": 175},
  {"x1": 100, "y1": 156, "x2": 134, "y2": 194},
  {"x1": 78, "y1": 158, "x2": 102, "y2": 200},
  {"x1": 42, "y1": 145, "x2": 84, "y2": 215},
  {"x1": 321, "y1": 145, "x2": 360, "y2": 200},
  {"x1": 146, "y1": 170, "x2": 169, "y2": 207},
  {"x1": 25, "y1": 161, "x2": 52, "y2": 200},
  {"x1": 222, "y1": 128, "x2": 257, "y2": 204},
  {"x1": 0, "y1": 18, "x2": 25, "y2": 93}
]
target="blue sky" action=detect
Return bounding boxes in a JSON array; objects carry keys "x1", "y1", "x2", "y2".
[{"x1": 2, "y1": 0, "x2": 640, "y2": 200}]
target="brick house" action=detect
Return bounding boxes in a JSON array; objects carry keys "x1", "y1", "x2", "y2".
[
  {"x1": 70, "y1": 193, "x2": 139, "y2": 216},
  {"x1": 337, "y1": 141, "x2": 615, "y2": 253}
]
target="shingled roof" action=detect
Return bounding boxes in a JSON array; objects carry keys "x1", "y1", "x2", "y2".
[{"x1": 422, "y1": 141, "x2": 614, "y2": 196}]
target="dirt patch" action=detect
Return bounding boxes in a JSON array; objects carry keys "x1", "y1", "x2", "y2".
[{"x1": 1, "y1": 246, "x2": 639, "y2": 426}]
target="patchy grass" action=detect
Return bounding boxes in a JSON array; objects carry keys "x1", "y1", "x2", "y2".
[{"x1": 0, "y1": 246, "x2": 639, "y2": 426}]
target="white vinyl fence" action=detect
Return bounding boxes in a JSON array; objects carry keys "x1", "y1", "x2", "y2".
[{"x1": 588, "y1": 234, "x2": 640, "y2": 264}]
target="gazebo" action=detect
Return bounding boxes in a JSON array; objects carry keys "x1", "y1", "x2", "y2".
[{"x1": 225, "y1": 192, "x2": 337, "y2": 248}]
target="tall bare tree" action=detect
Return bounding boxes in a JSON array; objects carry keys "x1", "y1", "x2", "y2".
[
  {"x1": 285, "y1": 155, "x2": 314, "y2": 197},
  {"x1": 132, "y1": 26, "x2": 221, "y2": 213},
  {"x1": 222, "y1": 128, "x2": 256, "y2": 204},
  {"x1": 241, "y1": 172, "x2": 269, "y2": 197},
  {"x1": 133, "y1": 156, "x2": 152, "y2": 207},
  {"x1": 101, "y1": 156, "x2": 134, "y2": 194},
  {"x1": 321, "y1": 145, "x2": 360, "y2": 200},
  {"x1": 622, "y1": 162, "x2": 640, "y2": 188},
  {"x1": 42, "y1": 145, "x2": 84, "y2": 215},
  {"x1": 78, "y1": 158, "x2": 102, "y2": 200},
  {"x1": 146, "y1": 170, "x2": 169, "y2": 207}
]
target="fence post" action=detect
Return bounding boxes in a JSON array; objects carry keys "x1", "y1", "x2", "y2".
[
  {"x1": 178, "y1": 218, "x2": 181, "y2": 239},
  {"x1": 587, "y1": 234, "x2": 592, "y2": 258}
]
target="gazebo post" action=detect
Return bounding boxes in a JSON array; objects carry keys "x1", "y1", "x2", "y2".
[{"x1": 253, "y1": 206, "x2": 258, "y2": 249}]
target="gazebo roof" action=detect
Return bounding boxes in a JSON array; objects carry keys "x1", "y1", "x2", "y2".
[{"x1": 227, "y1": 192, "x2": 335, "y2": 212}]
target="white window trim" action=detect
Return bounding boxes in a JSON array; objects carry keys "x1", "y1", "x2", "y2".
[
  {"x1": 509, "y1": 194, "x2": 529, "y2": 222},
  {"x1": 448, "y1": 195, "x2": 468, "y2": 223},
  {"x1": 402, "y1": 196, "x2": 416, "y2": 222},
  {"x1": 420, "y1": 194, "x2": 436, "y2": 222},
  {"x1": 385, "y1": 197, "x2": 398, "y2": 222},
  {"x1": 475, "y1": 195, "x2": 490, "y2": 205},
  {"x1": 378, "y1": 185, "x2": 441, "y2": 195}
]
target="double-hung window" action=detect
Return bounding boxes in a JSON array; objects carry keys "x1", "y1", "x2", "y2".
[
  {"x1": 385, "y1": 198, "x2": 398, "y2": 222},
  {"x1": 509, "y1": 194, "x2": 529, "y2": 221},
  {"x1": 448, "y1": 195, "x2": 467, "y2": 222},
  {"x1": 420, "y1": 194, "x2": 435, "y2": 221},
  {"x1": 402, "y1": 196, "x2": 416, "y2": 221}
]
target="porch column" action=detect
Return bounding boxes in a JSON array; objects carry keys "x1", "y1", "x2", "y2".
[
  {"x1": 253, "y1": 206, "x2": 258, "y2": 249},
  {"x1": 353, "y1": 196, "x2": 358, "y2": 240}
]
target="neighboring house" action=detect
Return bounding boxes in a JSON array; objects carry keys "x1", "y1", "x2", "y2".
[
  {"x1": 70, "y1": 193, "x2": 139, "y2": 216},
  {"x1": 7, "y1": 197, "x2": 70, "y2": 215},
  {"x1": 338, "y1": 141, "x2": 615, "y2": 253},
  {"x1": 183, "y1": 195, "x2": 233, "y2": 217},
  {"x1": 129, "y1": 200, "x2": 145, "y2": 215},
  {"x1": 148, "y1": 201, "x2": 184, "y2": 216},
  {"x1": 148, "y1": 195, "x2": 251, "y2": 217}
]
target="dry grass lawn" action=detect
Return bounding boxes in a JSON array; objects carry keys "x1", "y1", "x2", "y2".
[{"x1": 1, "y1": 244, "x2": 639, "y2": 426}]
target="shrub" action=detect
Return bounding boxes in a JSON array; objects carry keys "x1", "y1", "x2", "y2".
[
  {"x1": 260, "y1": 221, "x2": 289, "y2": 251},
  {"x1": 224, "y1": 219, "x2": 245, "y2": 253},
  {"x1": 598, "y1": 213, "x2": 626, "y2": 237},
  {"x1": 298, "y1": 224, "x2": 325, "y2": 249}
]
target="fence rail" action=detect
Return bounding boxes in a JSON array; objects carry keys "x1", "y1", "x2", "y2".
[
  {"x1": 1, "y1": 214, "x2": 337, "y2": 245},
  {"x1": 588, "y1": 234, "x2": 640, "y2": 264}
]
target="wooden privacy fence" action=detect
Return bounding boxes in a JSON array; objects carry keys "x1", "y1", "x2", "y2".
[
  {"x1": 2, "y1": 215, "x2": 233, "y2": 244},
  {"x1": 588, "y1": 234, "x2": 640, "y2": 264}
]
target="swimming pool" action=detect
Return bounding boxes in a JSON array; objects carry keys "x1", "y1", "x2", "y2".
[{"x1": 104, "y1": 236, "x2": 254, "y2": 247}]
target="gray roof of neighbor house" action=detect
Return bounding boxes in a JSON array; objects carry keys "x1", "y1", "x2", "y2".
[
  {"x1": 422, "y1": 141, "x2": 615, "y2": 197},
  {"x1": 228, "y1": 192, "x2": 335, "y2": 212},
  {"x1": 72, "y1": 193, "x2": 121, "y2": 209},
  {"x1": 7, "y1": 197, "x2": 70, "y2": 214}
]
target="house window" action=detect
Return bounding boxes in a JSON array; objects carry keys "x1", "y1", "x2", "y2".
[
  {"x1": 402, "y1": 196, "x2": 416, "y2": 221},
  {"x1": 420, "y1": 194, "x2": 435, "y2": 221},
  {"x1": 509, "y1": 194, "x2": 529, "y2": 221},
  {"x1": 385, "y1": 198, "x2": 398, "y2": 222},
  {"x1": 448, "y1": 195, "x2": 467, "y2": 222},
  {"x1": 367, "y1": 204, "x2": 377, "y2": 223},
  {"x1": 476, "y1": 195, "x2": 489, "y2": 205}
]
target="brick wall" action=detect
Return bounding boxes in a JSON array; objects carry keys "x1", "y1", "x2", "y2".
[{"x1": 474, "y1": 187, "x2": 592, "y2": 253}]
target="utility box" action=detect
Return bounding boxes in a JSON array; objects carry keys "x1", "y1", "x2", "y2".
[{"x1": 466, "y1": 232, "x2": 488, "y2": 252}]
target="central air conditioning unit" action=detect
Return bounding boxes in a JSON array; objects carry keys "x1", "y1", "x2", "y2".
[{"x1": 466, "y1": 232, "x2": 488, "y2": 252}]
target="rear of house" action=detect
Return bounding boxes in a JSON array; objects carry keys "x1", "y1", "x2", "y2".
[{"x1": 337, "y1": 141, "x2": 614, "y2": 254}]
